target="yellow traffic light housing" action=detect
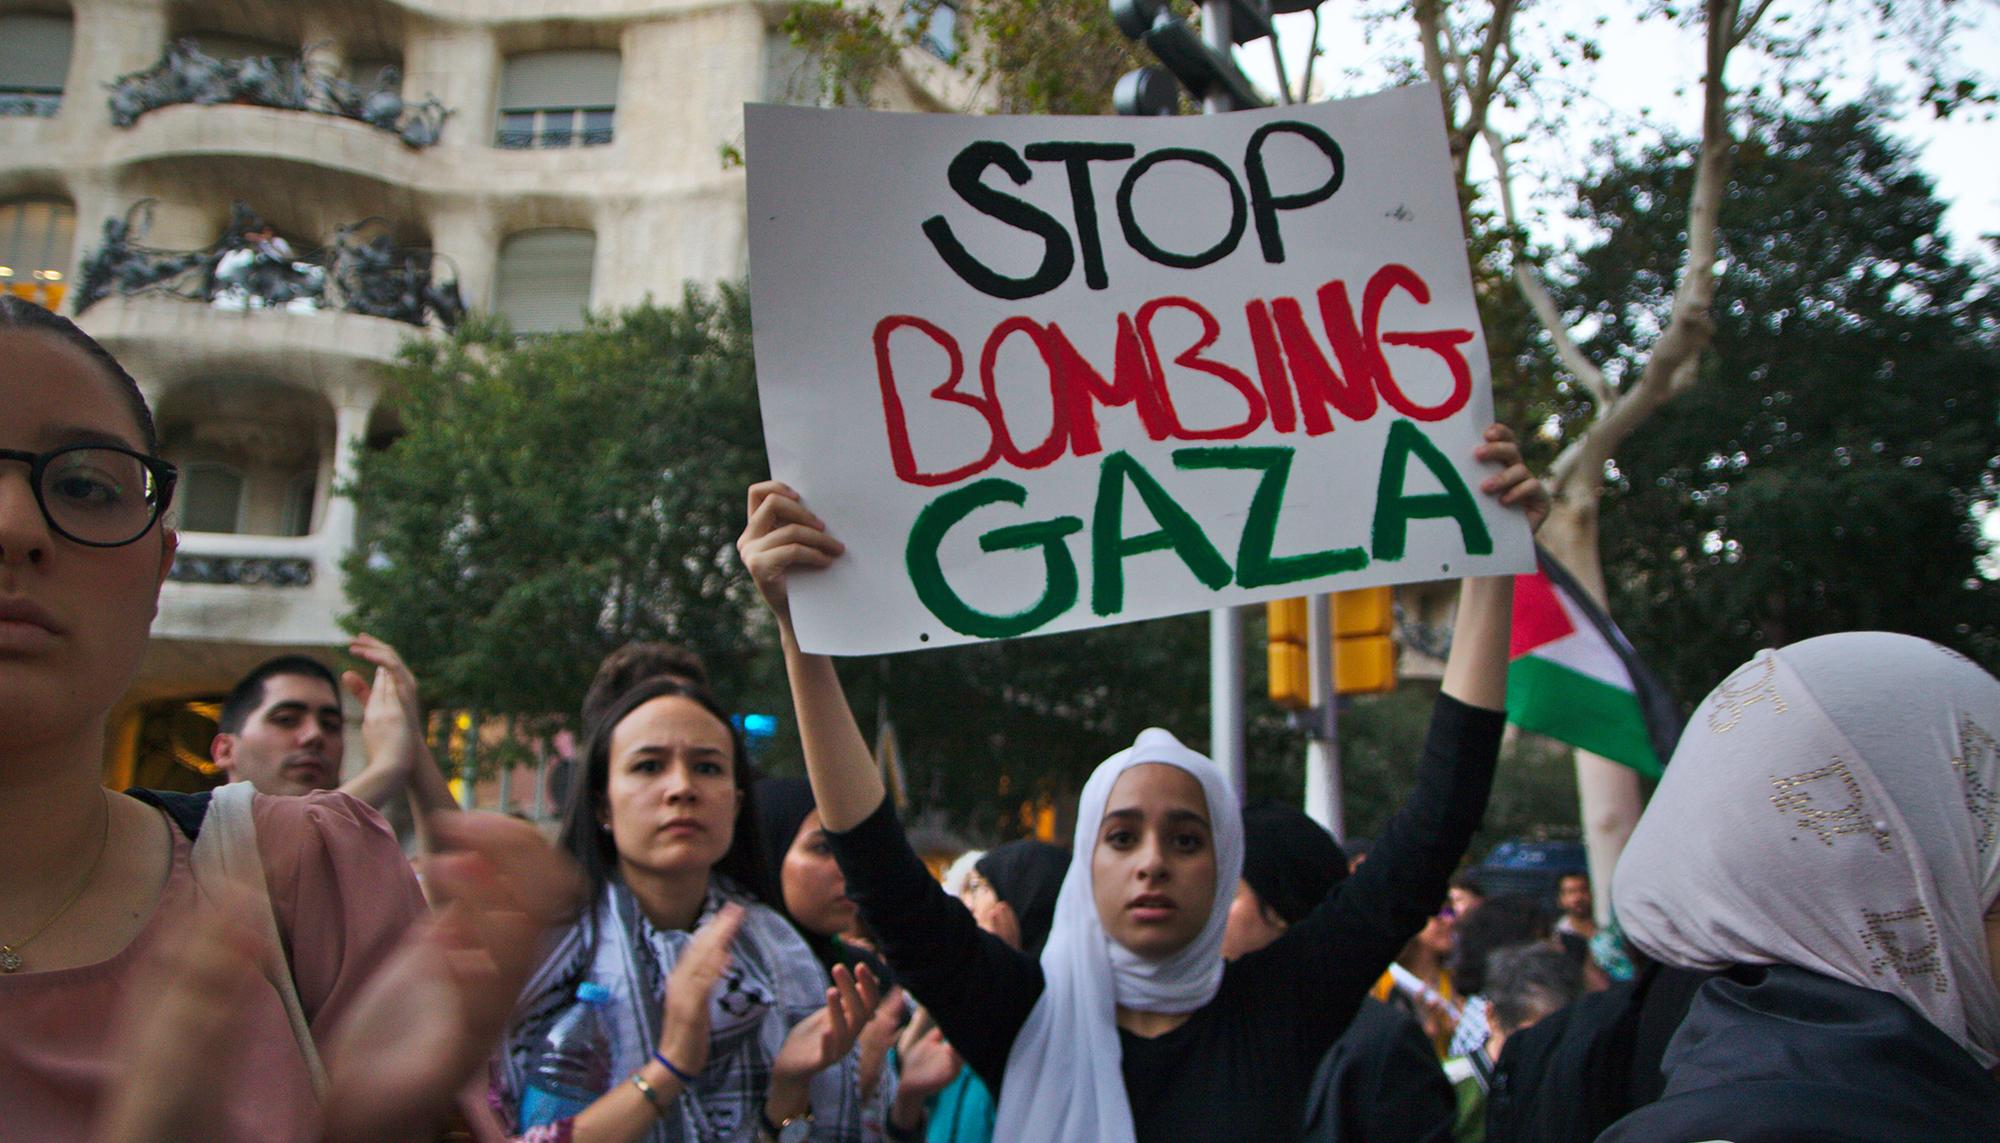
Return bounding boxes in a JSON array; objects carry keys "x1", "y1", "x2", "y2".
[
  {"x1": 1266, "y1": 597, "x2": 1310, "y2": 710},
  {"x1": 1332, "y1": 587, "x2": 1396, "y2": 695}
]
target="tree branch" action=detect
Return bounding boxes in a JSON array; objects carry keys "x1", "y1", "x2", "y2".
[
  {"x1": 1733, "y1": 0, "x2": 1779, "y2": 50},
  {"x1": 1482, "y1": 125, "x2": 1613, "y2": 409},
  {"x1": 1548, "y1": 0, "x2": 1740, "y2": 497},
  {"x1": 1296, "y1": 8, "x2": 1322, "y2": 104},
  {"x1": 1412, "y1": 0, "x2": 1460, "y2": 147}
]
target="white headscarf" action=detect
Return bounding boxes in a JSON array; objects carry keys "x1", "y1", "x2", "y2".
[
  {"x1": 1614, "y1": 632, "x2": 2000, "y2": 1068},
  {"x1": 991, "y1": 728, "x2": 1243, "y2": 1143},
  {"x1": 942, "y1": 848, "x2": 987, "y2": 898}
]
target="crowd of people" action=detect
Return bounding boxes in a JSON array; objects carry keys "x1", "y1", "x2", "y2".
[{"x1": 3, "y1": 293, "x2": 1998, "y2": 1141}]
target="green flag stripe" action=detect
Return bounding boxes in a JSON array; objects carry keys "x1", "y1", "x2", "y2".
[{"x1": 1507, "y1": 654, "x2": 1663, "y2": 778}]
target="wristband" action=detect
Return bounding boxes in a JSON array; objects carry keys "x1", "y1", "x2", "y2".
[
  {"x1": 654, "y1": 1049, "x2": 698, "y2": 1085},
  {"x1": 628, "y1": 1071, "x2": 669, "y2": 1118}
]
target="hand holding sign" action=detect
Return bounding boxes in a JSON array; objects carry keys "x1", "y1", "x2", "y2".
[
  {"x1": 1474, "y1": 424, "x2": 1549, "y2": 534},
  {"x1": 740, "y1": 480, "x2": 846, "y2": 631}
]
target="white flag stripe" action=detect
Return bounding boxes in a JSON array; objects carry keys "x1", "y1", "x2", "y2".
[{"x1": 1530, "y1": 590, "x2": 1636, "y2": 691}]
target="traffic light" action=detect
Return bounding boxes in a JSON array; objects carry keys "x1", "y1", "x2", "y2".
[
  {"x1": 1333, "y1": 587, "x2": 1396, "y2": 695},
  {"x1": 1109, "y1": 0, "x2": 1269, "y2": 115},
  {"x1": 1266, "y1": 596, "x2": 1310, "y2": 710},
  {"x1": 1268, "y1": 590, "x2": 1398, "y2": 708}
]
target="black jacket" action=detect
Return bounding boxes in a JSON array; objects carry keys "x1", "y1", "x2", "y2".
[
  {"x1": 1597, "y1": 965, "x2": 2000, "y2": 1143},
  {"x1": 1485, "y1": 960, "x2": 1710, "y2": 1143},
  {"x1": 1302, "y1": 997, "x2": 1454, "y2": 1143}
]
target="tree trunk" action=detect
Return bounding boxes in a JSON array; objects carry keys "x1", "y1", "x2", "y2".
[{"x1": 1539, "y1": 497, "x2": 1641, "y2": 924}]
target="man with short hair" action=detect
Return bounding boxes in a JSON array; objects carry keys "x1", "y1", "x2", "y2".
[
  {"x1": 212, "y1": 655, "x2": 348, "y2": 797},
  {"x1": 1554, "y1": 872, "x2": 1597, "y2": 940},
  {"x1": 211, "y1": 634, "x2": 455, "y2": 817},
  {"x1": 1445, "y1": 943, "x2": 1582, "y2": 1142}
]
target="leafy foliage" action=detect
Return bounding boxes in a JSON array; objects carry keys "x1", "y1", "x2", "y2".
[
  {"x1": 783, "y1": 0, "x2": 1155, "y2": 114},
  {"x1": 1566, "y1": 104, "x2": 2000, "y2": 703},
  {"x1": 343, "y1": 287, "x2": 773, "y2": 729}
]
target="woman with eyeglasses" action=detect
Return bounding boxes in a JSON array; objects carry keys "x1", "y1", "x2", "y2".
[
  {"x1": 0, "y1": 296, "x2": 577, "y2": 1141},
  {"x1": 735, "y1": 424, "x2": 1546, "y2": 1143}
]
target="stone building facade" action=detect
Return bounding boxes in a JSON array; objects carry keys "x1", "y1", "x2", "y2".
[{"x1": 1, "y1": 0, "x2": 952, "y2": 790}]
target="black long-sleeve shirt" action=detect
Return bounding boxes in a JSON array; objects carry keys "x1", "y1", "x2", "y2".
[{"x1": 827, "y1": 694, "x2": 1503, "y2": 1142}]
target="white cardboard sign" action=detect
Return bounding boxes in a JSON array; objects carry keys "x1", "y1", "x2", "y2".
[{"x1": 746, "y1": 84, "x2": 1533, "y2": 656}]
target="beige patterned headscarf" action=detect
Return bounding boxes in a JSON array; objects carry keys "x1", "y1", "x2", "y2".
[{"x1": 1614, "y1": 632, "x2": 2000, "y2": 1069}]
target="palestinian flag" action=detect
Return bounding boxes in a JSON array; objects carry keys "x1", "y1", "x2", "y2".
[{"x1": 1507, "y1": 547, "x2": 1682, "y2": 778}]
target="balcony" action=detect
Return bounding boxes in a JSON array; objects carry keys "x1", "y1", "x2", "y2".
[
  {"x1": 107, "y1": 40, "x2": 449, "y2": 148},
  {"x1": 0, "y1": 84, "x2": 61, "y2": 119},
  {"x1": 157, "y1": 532, "x2": 349, "y2": 646},
  {"x1": 75, "y1": 201, "x2": 464, "y2": 335}
]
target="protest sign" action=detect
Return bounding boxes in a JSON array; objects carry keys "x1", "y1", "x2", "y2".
[{"x1": 746, "y1": 83, "x2": 1534, "y2": 656}]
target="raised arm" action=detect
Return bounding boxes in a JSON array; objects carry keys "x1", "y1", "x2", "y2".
[
  {"x1": 1240, "y1": 424, "x2": 1545, "y2": 1058},
  {"x1": 735, "y1": 481, "x2": 1043, "y2": 1086},
  {"x1": 736, "y1": 481, "x2": 882, "y2": 831},
  {"x1": 1441, "y1": 423, "x2": 1546, "y2": 711}
]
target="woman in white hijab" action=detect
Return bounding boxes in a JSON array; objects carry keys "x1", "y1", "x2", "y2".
[
  {"x1": 1601, "y1": 632, "x2": 2000, "y2": 1141},
  {"x1": 736, "y1": 425, "x2": 1545, "y2": 1142}
]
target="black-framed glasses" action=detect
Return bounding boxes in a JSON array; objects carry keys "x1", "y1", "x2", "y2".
[{"x1": 0, "y1": 445, "x2": 178, "y2": 548}]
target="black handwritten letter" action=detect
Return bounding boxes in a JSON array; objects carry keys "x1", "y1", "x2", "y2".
[
  {"x1": 1245, "y1": 121, "x2": 1344, "y2": 264},
  {"x1": 1024, "y1": 141, "x2": 1137, "y2": 291},
  {"x1": 922, "y1": 141, "x2": 1076, "y2": 301}
]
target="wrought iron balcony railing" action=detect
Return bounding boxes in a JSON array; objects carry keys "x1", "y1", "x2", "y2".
[
  {"x1": 75, "y1": 200, "x2": 466, "y2": 330},
  {"x1": 107, "y1": 40, "x2": 450, "y2": 147},
  {"x1": 494, "y1": 105, "x2": 615, "y2": 149},
  {"x1": 0, "y1": 84, "x2": 61, "y2": 118}
]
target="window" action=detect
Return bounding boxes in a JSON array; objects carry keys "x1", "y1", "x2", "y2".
[
  {"x1": 908, "y1": 0, "x2": 960, "y2": 63},
  {"x1": 496, "y1": 50, "x2": 619, "y2": 149},
  {"x1": 0, "y1": 13, "x2": 71, "y2": 117},
  {"x1": 179, "y1": 463, "x2": 245, "y2": 534},
  {"x1": 493, "y1": 229, "x2": 595, "y2": 335},
  {"x1": 0, "y1": 198, "x2": 75, "y2": 311},
  {"x1": 282, "y1": 472, "x2": 317, "y2": 537}
]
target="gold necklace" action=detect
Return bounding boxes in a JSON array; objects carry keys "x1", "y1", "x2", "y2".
[{"x1": 0, "y1": 789, "x2": 111, "y2": 973}]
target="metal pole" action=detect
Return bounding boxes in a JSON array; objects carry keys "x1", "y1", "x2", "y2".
[
  {"x1": 1201, "y1": 0, "x2": 1234, "y2": 114},
  {"x1": 1303, "y1": 592, "x2": 1344, "y2": 838},
  {"x1": 459, "y1": 709, "x2": 479, "y2": 810},
  {"x1": 1210, "y1": 607, "x2": 1246, "y2": 796},
  {"x1": 1200, "y1": 0, "x2": 1248, "y2": 796}
]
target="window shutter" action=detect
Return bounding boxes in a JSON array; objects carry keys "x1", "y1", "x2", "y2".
[
  {"x1": 498, "y1": 50, "x2": 621, "y2": 110},
  {"x1": 0, "y1": 15, "x2": 72, "y2": 91},
  {"x1": 494, "y1": 229, "x2": 596, "y2": 334}
]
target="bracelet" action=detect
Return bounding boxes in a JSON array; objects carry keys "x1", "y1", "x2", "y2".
[
  {"x1": 654, "y1": 1049, "x2": 698, "y2": 1085},
  {"x1": 628, "y1": 1071, "x2": 670, "y2": 1118}
]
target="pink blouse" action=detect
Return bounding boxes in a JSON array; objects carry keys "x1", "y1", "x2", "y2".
[{"x1": 0, "y1": 789, "x2": 426, "y2": 1141}]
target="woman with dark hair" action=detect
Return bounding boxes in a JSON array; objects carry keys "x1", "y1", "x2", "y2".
[
  {"x1": 757, "y1": 775, "x2": 889, "y2": 981},
  {"x1": 0, "y1": 295, "x2": 577, "y2": 1140},
  {"x1": 494, "y1": 677, "x2": 880, "y2": 1142}
]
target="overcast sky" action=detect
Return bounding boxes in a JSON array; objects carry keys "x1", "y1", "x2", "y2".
[{"x1": 1233, "y1": 3, "x2": 1999, "y2": 261}]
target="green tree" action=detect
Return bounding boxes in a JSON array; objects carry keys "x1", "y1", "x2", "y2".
[
  {"x1": 1569, "y1": 104, "x2": 2000, "y2": 702},
  {"x1": 343, "y1": 286, "x2": 774, "y2": 731},
  {"x1": 783, "y1": 0, "x2": 1153, "y2": 115}
]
